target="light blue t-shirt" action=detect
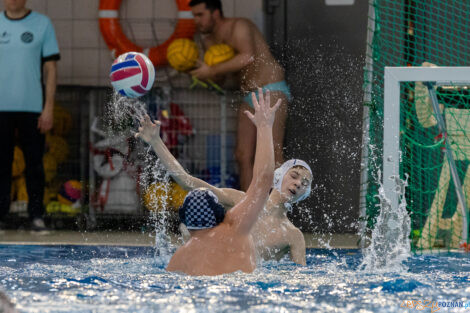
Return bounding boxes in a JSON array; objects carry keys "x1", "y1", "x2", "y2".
[{"x1": 0, "y1": 11, "x2": 60, "y2": 113}]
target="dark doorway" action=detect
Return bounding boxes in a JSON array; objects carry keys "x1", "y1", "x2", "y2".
[{"x1": 265, "y1": 0, "x2": 369, "y2": 233}]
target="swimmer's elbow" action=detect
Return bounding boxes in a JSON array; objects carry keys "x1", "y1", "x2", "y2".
[
  {"x1": 172, "y1": 171, "x2": 199, "y2": 189},
  {"x1": 241, "y1": 53, "x2": 255, "y2": 67},
  {"x1": 171, "y1": 175, "x2": 191, "y2": 190}
]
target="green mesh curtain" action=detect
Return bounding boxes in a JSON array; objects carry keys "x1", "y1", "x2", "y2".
[{"x1": 362, "y1": 0, "x2": 470, "y2": 252}]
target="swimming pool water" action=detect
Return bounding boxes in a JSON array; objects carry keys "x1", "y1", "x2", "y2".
[{"x1": 0, "y1": 244, "x2": 469, "y2": 312}]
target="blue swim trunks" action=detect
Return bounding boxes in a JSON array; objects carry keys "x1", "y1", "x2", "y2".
[{"x1": 243, "y1": 81, "x2": 292, "y2": 108}]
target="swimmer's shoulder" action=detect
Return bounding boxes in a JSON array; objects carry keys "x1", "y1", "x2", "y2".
[
  {"x1": 167, "y1": 239, "x2": 204, "y2": 272},
  {"x1": 231, "y1": 17, "x2": 255, "y2": 27},
  {"x1": 224, "y1": 18, "x2": 257, "y2": 38},
  {"x1": 279, "y1": 218, "x2": 304, "y2": 243},
  {"x1": 166, "y1": 247, "x2": 185, "y2": 272},
  {"x1": 232, "y1": 18, "x2": 262, "y2": 35}
]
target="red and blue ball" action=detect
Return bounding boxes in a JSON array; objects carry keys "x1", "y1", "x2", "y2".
[{"x1": 110, "y1": 52, "x2": 155, "y2": 98}]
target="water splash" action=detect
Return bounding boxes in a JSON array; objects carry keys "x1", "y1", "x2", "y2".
[
  {"x1": 141, "y1": 154, "x2": 176, "y2": 266},
  {"x1": 151, "y1": 162, "x2": 177, "y2": 266},
  {"x1": 104, "y1": 91, "x2": 176, "y2": 265},
  {"x1": 105, "y1": 92, "x2": 148, "y2": 130},
  {"x1": 359, "y1": 172, "x2": 411, "y2": 272},
  {"x1": 280, "y1": 39, "x2": 364, "y2": 234}
]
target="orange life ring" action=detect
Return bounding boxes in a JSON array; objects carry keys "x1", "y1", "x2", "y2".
[{"x1": 99, "y1": 0, "x2": 195, "y2": 68}]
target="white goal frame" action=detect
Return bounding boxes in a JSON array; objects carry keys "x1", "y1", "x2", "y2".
[{"x1": 383, "y1": 66, "x2": 470, "y2": 245}]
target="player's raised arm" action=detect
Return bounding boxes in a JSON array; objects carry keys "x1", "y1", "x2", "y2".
[
  {"x1": 225, "y1": 89, "x2": 281, "y2": 234},
  {"x1": 135, "y1": 115, "x2": 243, "y2": 207}
]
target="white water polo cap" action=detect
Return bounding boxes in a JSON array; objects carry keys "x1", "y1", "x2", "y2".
[{"x1": 273, "y1": 159, "x2": 313, "y2": 202}]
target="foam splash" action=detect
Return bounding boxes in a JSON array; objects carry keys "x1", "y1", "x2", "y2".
[
  {"x1": 105, "y1": 92, "x2": 176, "y2": 264},
  {"x1": 359, "y1": 172, "x2": 411, "y2": 272},
  {"x1": 146, "y1": 160, "x2": 175, "y2": 266},
  {"x1": 106, "y1": 92, "x2": 148, "y2": 127}
]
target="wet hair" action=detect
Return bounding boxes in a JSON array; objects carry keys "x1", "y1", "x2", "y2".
[{"x1": 189, "y1": 0, "x2": 224, "y2": 16}]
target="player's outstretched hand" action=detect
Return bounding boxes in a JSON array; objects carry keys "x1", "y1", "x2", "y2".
[
  {"x1": 135, "y1": 114, "x2": 161, "y2": 144},
  {"x1": 244, "y1": 88, "x2": 281, "y2": 129}
]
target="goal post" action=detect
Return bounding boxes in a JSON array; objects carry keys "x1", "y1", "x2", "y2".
[
  {"x1": 360, "y1": 0, "x2": 470, "y2": 253},
  {"x1": 383, "y1": 66, "x2": 470, "y2": 250}
]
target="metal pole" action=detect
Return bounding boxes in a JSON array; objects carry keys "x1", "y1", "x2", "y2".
[
  {"x1": 87, "y1": 89, "x2": 97, "y2": 230},
  {"x1": 359, "y1": 0, "x2": 376, "y2": 242},
  {"x1": 80, "y1": 88, "x2": 90, "y2": 223},
  {"x1": 424, "y1": 82, "x2": 469, "y2": 245},
  {"x1": 382, "y1": 68, "x2": 401, "y2": 213},
  {"x1": 220, "y1": 95, "x2": 227, "y2": 186}
]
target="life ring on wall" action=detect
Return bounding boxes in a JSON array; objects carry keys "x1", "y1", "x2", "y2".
[{"x1": 99, "y1": 0, "x2": 195, "y2": 68}]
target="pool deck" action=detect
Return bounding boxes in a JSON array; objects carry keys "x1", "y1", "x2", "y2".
[{"x1": 0, "y1": 230, "x2": 359, "y2": 249}]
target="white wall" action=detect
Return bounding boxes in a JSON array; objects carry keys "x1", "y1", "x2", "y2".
[{"x1": 0, "y1": 0, "x2": 264, "y2": 86}]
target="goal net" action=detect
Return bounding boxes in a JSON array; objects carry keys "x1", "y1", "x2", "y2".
[{"x1": 360, "y1": 0, "x2": 470, "y2": 252}]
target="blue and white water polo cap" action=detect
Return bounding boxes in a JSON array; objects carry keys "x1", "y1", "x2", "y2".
[{"x1": 178, "y1": 188, "x2": 225, "y2": 230}]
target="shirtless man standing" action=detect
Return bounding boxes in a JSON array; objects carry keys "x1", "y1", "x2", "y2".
[
  {"x1": 136, "y1": 90, "x2": 311, "y2": 266},
  {"x1": 189, "y1": 0, "x2": 290, "y2": 191},
  {"x1": 137, "y1": 89, "x2": 279, "y2": 275}
]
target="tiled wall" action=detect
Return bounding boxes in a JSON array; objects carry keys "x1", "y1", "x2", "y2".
[{"x1": 0, "y1": 0, "x2": 263, "y2": 86}]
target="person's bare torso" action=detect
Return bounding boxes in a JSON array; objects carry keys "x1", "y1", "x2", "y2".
[
  {"x1": 251, "y1": 213, "x2": 295, "y2": 261},
  {"x1": 203, "y1": 18, "x2": 285, "y2": 91},
  {"x1": 167, "y1": 222, "x2": 256, "y2": 276}
]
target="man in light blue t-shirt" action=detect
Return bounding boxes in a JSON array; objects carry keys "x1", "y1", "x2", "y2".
[{"x1": 0, "y1": 0, "x2": 60, "y2": 231}]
